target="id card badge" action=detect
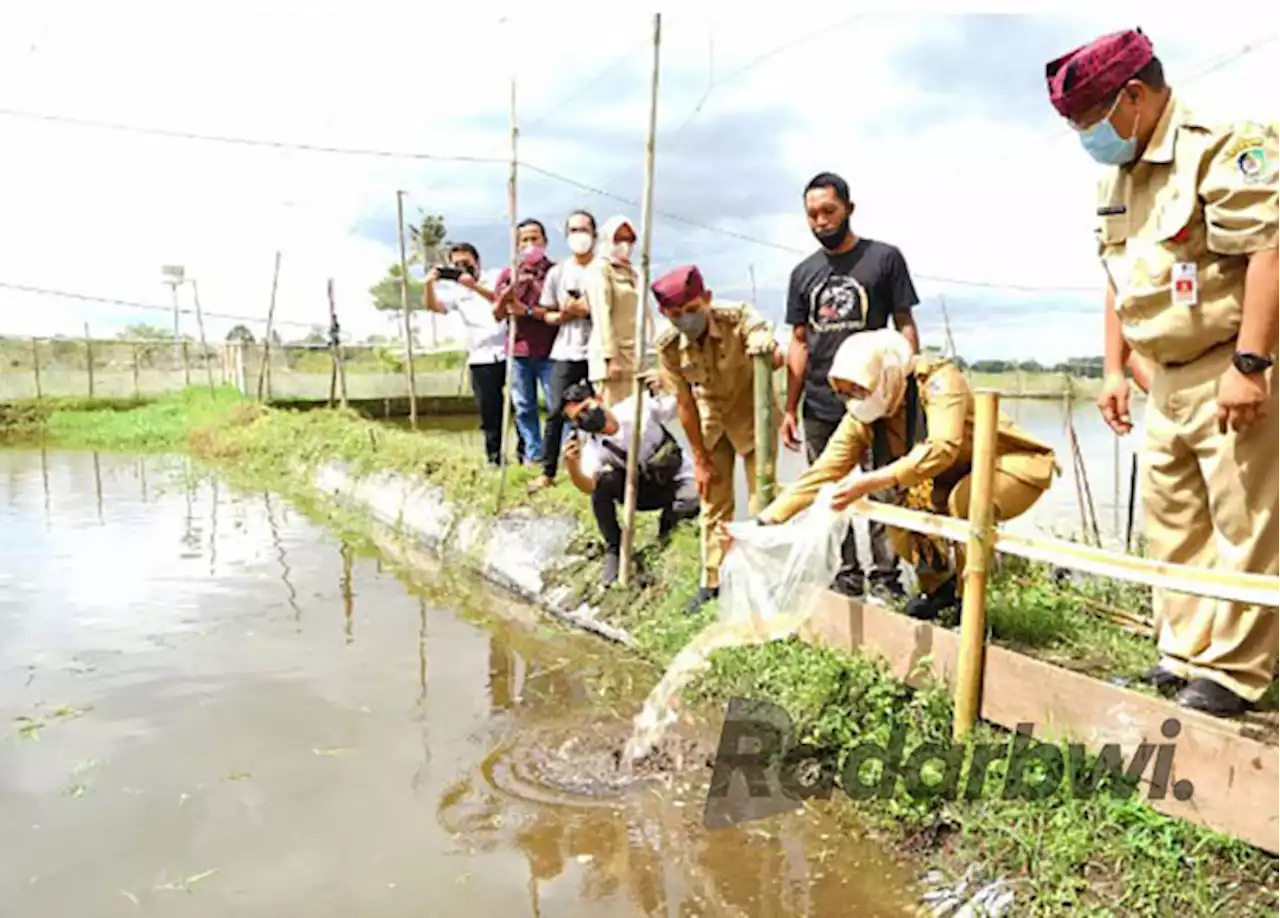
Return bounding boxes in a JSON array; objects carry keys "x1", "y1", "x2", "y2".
[{"x1": 1172, "y1": 262, "x2": 1199, "y2": 307}]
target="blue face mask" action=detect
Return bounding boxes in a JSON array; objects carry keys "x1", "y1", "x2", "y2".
[{"x1": 1077, "y1": 94, "x2": 1139, "y2": 166}]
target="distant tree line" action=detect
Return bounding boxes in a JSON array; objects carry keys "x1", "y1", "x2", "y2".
[{"x1": 953, "y1": 355, "x2": 1105, "y2": 379}]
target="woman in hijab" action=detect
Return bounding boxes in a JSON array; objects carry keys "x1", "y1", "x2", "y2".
[
  {"x1": 584, "y1": 215, "x2": 655, "y2": 406},
  {"x1": 753, "y1": 328, "x2": 1059, "y2": 621}
]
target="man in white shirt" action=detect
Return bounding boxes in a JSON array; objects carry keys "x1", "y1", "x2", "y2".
[
  {"x1": 561, "y1": 379, "x2": 699, "y2": 586},
  {"x1": 422, "y1": 242, "x2": 521, "y2": 465},
  {"x1": 531, "y1": 209, "x2": 598, "y2": 492}
]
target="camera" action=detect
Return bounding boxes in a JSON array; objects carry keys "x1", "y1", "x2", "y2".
[{"x1": 436, "y1": 266, "x2": 463, "y2": 282}]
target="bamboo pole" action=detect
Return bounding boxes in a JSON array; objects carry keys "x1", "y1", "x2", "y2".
[
  {"x1": 1112, "y1": 433, "x2": 1121, "y2": 539},
  {"x1": 182, "y1": 340, "x2": 191, "y2": 387},
  {"x1": 397, "y1": 190, "x2": 419, "y2": 429},
  {"x1": 84, "y1": 322, "x2": 94, "y2": 397},
  {"x1": 618, "y1": 12, "x2": 662, "y2": 589},
  {"x1": 191, "y1": 279, "x2": 216, "y2": 397},
  {"x1": 132, "y1": 343, "x2": 140, "y2": 399},
  {"x1": 753, "y1": 353, "x2": 776, "y2": 507},
  {"x1": 327, "y1": 278, "x2": 348, "y2": 410},
  {"x1": 257, "y1": 250, "x2": 282, "y2": 401},
  {"x1": 496, "y1": 77, "x2": 519, "y2": 513},
  {"x1": 953, "y1": 390, "x2": 1000, "y2": 740},
  {"x1": 31, "y1": 338, "x2": 41, "y2": 400},
  {"x1": 1125, "y1": 453, "x2": 1139, "y2": 554}
]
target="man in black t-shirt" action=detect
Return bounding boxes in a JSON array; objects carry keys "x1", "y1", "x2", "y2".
[{"x1": 782, "y1": 171, "x2": 921, "y2": 599}]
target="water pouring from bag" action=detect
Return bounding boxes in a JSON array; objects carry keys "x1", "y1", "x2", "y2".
[{"x1": 622, "y1": 486, "x2": 851, "y2": 765}]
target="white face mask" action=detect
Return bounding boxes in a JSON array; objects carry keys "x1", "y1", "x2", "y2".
[
  {"x1": 567, "y1": 230, "x2": 594, "y2": 256},
  {"x1": 847, "y1": 388, "x2": 891, "y2": 423},
  {"x1": 612, "y1": 241, "x2": 634, "y2": 261}
]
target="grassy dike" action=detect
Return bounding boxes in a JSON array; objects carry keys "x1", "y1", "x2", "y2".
[{"x1": 3, "y1": 388, "x2": 1276, "y2": 917}]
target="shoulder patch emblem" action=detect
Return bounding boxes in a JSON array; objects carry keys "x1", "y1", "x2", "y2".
[{"x1": 1236, "y1": 145, "x2": 1270, "y2": 185}]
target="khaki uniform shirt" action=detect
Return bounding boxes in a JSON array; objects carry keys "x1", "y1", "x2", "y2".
[
  {"x1": 656, "y1": 301, "x2": 776, "y2": 454},
  {"x1": 1095, "y1": 95, "x2": 1279, "y2": 367},
  {"x1": 760, "y1": 359, "x2": 1058, "y2": 523}
]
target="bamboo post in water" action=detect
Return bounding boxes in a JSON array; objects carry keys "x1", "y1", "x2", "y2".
[
  {"x1": 132, "y1": 344, "x2": 141, "y2": 399},
  {"x1": 496, "y1": 77, "x2": 519, "y2": 513},
  {"x1": 396, "y1": 190, "x2": 419, "y2": 429},
  {"x1": 953, "y1": 390, "x2": 1000, "y2": 741},
  {"x1": 618, "y1": 12, "x2": 662, "y2": 589},
  {"x1": 31, "y1": 338, "x2": 41, "y2": 400},
  {"x1": 753, "y1": 352, "x2": 776, "y2": 508},
  {"x1": 84, "y1": 322, "x2": 94, "y2": 398}
]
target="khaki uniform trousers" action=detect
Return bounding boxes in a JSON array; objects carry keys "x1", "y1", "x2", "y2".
[
  {"x1": 887, "y1": 461, "x2": 1048, "y2": 595},
  {"x1": 700, "y1": 434, "x2": 760, "y2": 590},
  {"x1": 1143, "y1": 347, "x2": 1278, "y2": 701}
]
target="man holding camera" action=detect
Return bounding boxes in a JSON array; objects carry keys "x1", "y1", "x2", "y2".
[
  {"x1": 561, "y1": 378, "x2": 700, "y2": 587},
  {"x1": 530, "y1": 209, "x2": 599, "y2": 493},
  {"x1": 422, "y1": 242, "x2": 516, "y2": 466}
]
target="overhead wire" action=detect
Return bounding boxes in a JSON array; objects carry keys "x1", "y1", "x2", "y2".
[{"x1": 0, "y1": 31, "x2": 1273, "y2": 300}]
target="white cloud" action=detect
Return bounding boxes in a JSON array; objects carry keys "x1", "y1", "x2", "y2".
[{"x1": 0, "y1": 4, "x2": 1275, "y2": 360}]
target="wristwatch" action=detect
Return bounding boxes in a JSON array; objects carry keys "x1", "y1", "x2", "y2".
[
  {"x1": 1233, "y1": 351, "x2": 1274, "y2": 376},
  {"x1": 524, "y1": 304, "x2": 534, "y2": 317}
]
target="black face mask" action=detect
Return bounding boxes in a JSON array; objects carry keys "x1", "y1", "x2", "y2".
[
  {"x1": 575, "y1": 405, "x2": 607, "y2": 435},
  {"x1": 812, "y1": 214, "x2": 851, "y2": 251}
]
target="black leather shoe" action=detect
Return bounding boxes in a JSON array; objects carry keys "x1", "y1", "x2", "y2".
[
  {"x1": 685, "y1": 587, "x2": 719, "y2": 613},
  {"x1": 830, "y1": 571, "x2": 865, "y2": 598},
  {"x1": 1175, "y1": 678, "x2": 1252, "y2": 718},
  {"x1": 1142, "y1": 665, "x2": 1187, "y2": 696},
  {"x1": 904, "y1": 579, "x2": 960, "y2": 621}
]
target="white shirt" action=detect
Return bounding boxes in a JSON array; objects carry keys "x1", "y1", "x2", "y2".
[
  {"x1": 542, "y1": 258, "x2": 595, "y2": 363},
  {"x1": 578, "y1": 393, "x2": 694, "y2": 485},
  {"x1": 435, "y1": 268, "x2": 507, "y2": 365}
]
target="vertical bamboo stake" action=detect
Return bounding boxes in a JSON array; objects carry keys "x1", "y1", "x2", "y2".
[
  {"x1": 257, "y1": 250, "x2": 282, "y2": 401},
  {"x1": 132, "y1": 343, "x2": 141, "y2": 399},
  {"x1": 182, "y1": 340, "x2": 191, "y2": 386},
  {"x1": 618, "y1": 12, "x2": 662, "y2": 589},
  {"x1": 496, "y1": 76, "x2": 519, "y2": 512},
  {"x1": 327, "y1": 278, "x2": 348, "y2": 409},
  {"x1": 397, "y1": 191, "x2": 419, "y2": 429},
  {"x1": 1112, "y1": 432, "x2": 1121, "y2": 539},
  {"x1": 191, "y1": 279, "x2": 216, "y2": 397},
  {"x1": 31, "y1": 338, "x2": 42, "y2": 400},
  {"x1": 1125, "y1": 453, "x2": 1139, "y2": 554},
  {"x1": 84, "y1": 322, "x2": 94, "y2": 397},
  {"x1": 754, "y1": 353, "x2": 776, "y2": 507},
  {"x1": 953, "y1": 390, "x2": 999, "y2": 741}
]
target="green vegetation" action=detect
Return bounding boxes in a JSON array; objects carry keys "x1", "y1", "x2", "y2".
[{"x1": 3, "y1": 391, "x2": 1275, "y2": 916}]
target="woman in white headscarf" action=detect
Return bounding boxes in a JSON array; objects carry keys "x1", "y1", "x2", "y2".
[
  {"x1": 583, "y1": 215, "x2": 655, "y2": 406},
  {"x1": 754, "y1": 328, "x2": 1058, "y2": 620}
]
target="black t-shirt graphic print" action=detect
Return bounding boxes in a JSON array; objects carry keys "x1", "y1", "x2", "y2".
[{"x1": 786, "y1": 237, "x2": 919, "y2": 423}]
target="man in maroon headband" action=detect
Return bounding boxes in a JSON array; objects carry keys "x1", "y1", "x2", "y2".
[
  {"x1": 1046, "y1": 28, "x2": 1278, "y2": 717},
  {"x1": 653, "y1": 264, "x2": 783, "y2": 612}
]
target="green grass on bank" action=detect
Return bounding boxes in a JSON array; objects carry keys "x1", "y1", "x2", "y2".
[{"x1": 3, "y1": 390, "x2": 1276, "y2": 916}]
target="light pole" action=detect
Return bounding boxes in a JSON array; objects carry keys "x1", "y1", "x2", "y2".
[{"x1": 161, "y1": 264, "x2": 185, "y2": 369}]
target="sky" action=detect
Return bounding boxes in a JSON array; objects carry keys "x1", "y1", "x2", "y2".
[{"x1": 0, "y1": 2, "x2": 1276, "y2": 361}]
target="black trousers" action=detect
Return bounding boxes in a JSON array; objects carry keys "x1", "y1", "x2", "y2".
[
  {"x1": 802, "y1": 413, "x2": 900, "y2": 587},
  {"x1": 469, "y1": 361, "x2": 525, "y2": 465},
  {"x1": 592, "y1": 467, "x2": 700, "y2": 552},
  {"x1": 543, "y1": 359, "x2": 590, "y2": 479}
]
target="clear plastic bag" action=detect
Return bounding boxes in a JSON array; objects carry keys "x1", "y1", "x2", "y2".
[{"x1": 716, "y1": 484, "x2": 851, "y2": 638}]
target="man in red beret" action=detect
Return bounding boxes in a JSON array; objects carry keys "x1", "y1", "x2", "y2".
[
  {"x1": 1047, "y1": 28, "x2": 1279, "y2": 717},
  {"x1": 653, "y1": 265, "x2": 783, "y2": 612}
]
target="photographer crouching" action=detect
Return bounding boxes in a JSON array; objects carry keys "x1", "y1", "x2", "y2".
[{"x1": 561, "y1": 378, "x2": 700, "y2": 587}]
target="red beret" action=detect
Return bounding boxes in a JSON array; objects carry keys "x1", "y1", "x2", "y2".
[
  {"x1": 651, "y1": 264, "x2": 706, "y2": 310},
  {"x1": 1046, "y1": 28, "x2": 1154, "y2": 121}
]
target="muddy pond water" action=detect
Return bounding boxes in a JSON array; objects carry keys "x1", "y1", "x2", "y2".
[{"x1": 0, "y1": 447, "x2": 917, "y2": 916}]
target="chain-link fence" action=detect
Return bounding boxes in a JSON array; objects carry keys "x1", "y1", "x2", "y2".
[{"x1": 0, "y1": 335, "x2": 474, "y2": 402}]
